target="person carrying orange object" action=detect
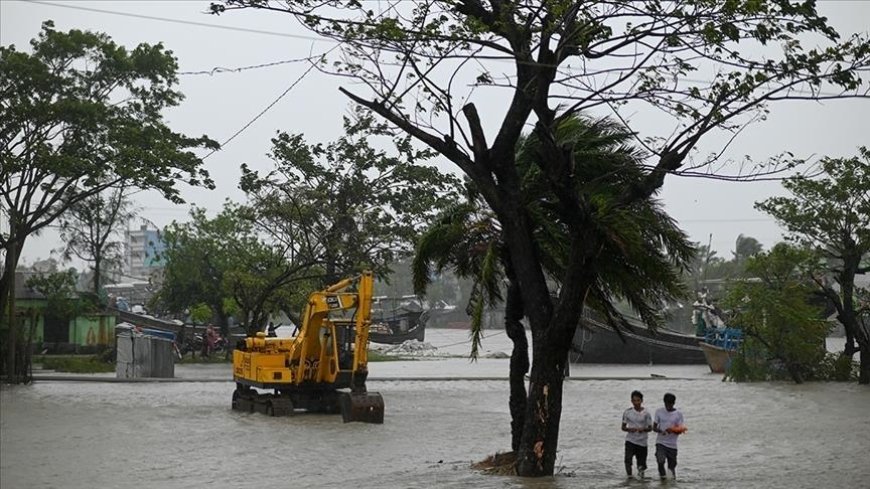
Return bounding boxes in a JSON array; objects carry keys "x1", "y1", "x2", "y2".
[
  {"x1": 621, "y1": 390, "x2": 653, "y2": 478},
  {"x1": 653, "y1": 392, "x2": 685, "y2": 480}
]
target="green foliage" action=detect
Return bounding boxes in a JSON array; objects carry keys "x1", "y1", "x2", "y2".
[
  {"x1": 519, "y1": 116, "x2": 695, "y2": 332},
  {"x1": 724, "y1": 243, "x2": 830, "y2": 383},
  {"x1": 37, "y1": 355, "x2": 114, "y2": 373},
  {"x1": 188, "y1": 303, "x2": 213, "y2": 324},
  {"x1": 366, "y1": 350, "x2": 413, "y2": 362},
  {"x1": 155, "y1": 205, "x2": 242, "y2": 318},
  {"x1": 1, "y1": 21, "x2": 217, "y2": 236},
  {"x1": 26, "y1": 269, "x2": 81, "y2": 320},
  {"x1": 240, "y1": 111, "x2": 461, "y2": 285},
  {"x1": 1, "y1": 22, "x2": 218, "y2": 366},
  {"x1": 414, "y1": 115, "x2": 694, "y2": 356},
  {"x1": 156, "y1": 203, "x2": 317, "y2": 335},
  {"x1": 816, "y1": 352, "x2": 860, "y2": 382},
  {"x1": 755, "y1": 147, "x2": 870, "y2": 382},
  {"x1": 55, "y1": 187, "x2": 137, "y2": 294},
  {"x1": 756, "y1": 148, "x2": 870, "y2": 254}
]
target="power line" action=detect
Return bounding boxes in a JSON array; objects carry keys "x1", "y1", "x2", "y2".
[
  {"x1": 201, "y1": 52, "x2": 328, "y2": 160},
  {"x1": 24, "y1": 0, "x2": 327, "y2": 41},
  {"x1": 22, "y1": 0, "x2": 867, "y2": 98},
  {"x1": 178, "y1": 56, "x2": 317, "y2": 76}
]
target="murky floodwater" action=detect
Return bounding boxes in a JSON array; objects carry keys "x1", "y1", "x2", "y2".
[{"x1": 2, "y1": 330, "x2": 868, "y2": 489}]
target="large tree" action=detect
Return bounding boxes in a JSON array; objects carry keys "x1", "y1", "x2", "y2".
[
  {"x1": 724, "y1": 243, "x2": 830, "y2": 384},
  {"x1": 55, "y1": 187, "x2": 137, "y2": 295},
  {"x1": 755, "y1": 148, "x2": 870, "y2": 384},
  {"x1": 413, "y1": 115, "x2": 693, "y2": 458},
  {"x1": 213, "y1": 0, "x2": 870, "y2": 476},
  {"x1": 240, "y1": 113, "x2": 460, "y2": 285},
  {"x1": 156, "y1": 204, "x2": 318, "y2": 337},
  {"x1": 1, "y1": 22, "x2": 217, "y2": 382}
]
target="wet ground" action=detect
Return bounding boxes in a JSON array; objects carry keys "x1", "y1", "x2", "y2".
[{"x1": 2, "y1": 330, "x2": 868, "y2": 488}]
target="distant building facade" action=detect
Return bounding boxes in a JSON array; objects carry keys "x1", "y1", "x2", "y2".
[{"x1": 124, "y1": 224, "x2": 165, "y2": 280}]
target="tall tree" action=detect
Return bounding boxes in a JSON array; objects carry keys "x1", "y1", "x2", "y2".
[
  {"x1": 414, "y1": 115, "x2": 693, "y2": 458},
  {"x1": 1, "y1": 22, "x2": 217, "y2": 382},
  {"x1": 240, "y1": 113, "x2": 460, "y2": 285},
  {"x1": 733, "y1": 234, "x2": 764, "y2": 264},
  {"x1": 724, "y1": 243, "x2": 830, "y2": 384},
  {"x1": 213, "y1": 0, "x2": 870, "y2": 476},
  {"x1": 55, "y1": 187, "x2": 137, "y2": 295},
  {"x1": 755, "y1": 148, "x2": 870, "y2": 384},
  {"x1": 156, "y1": 204, "x2": 318, "y2": 337}
]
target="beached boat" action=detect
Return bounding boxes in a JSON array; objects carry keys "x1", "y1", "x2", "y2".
[
  {"x1": 366, "y1": 297, "x2": 429, "y2": 345},
  {"x1": 569, "y1": 314, "x2": 706, "y2": 365},
  {"x1": 369, "y1": 312, "x2": 427, "y2": 344},
  {"x1": 699, "y1": 328, "x2": 743, "y2": 373}
]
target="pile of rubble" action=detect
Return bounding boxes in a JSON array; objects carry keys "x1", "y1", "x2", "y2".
[{"x1": 371, "y1": 340, "x2": 445, "y2": 357}]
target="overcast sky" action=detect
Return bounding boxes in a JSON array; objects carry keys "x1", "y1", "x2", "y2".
[{"x1": 3, "y1": 0, "x2": 869, "y2": 269}]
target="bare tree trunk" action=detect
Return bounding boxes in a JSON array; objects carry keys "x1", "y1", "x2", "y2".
[
  {"x1": 787, "y1": 362, "x2": 805, "y2": 384},
  {"x1": 516, "y1": 333, "x2": 570, "y2": 476},
  {"x1": 3, "y1": 240, "x2": 21, "y2": 382},
  {"x1": 504, "y1": 277, "x2": 528, "y2": 452},
  {"x1": 858, "y1": 340, "x2": 869, "y2": 385},
  {"x1": 93, "y1": 252, "x2": 102, "y2": 296}
]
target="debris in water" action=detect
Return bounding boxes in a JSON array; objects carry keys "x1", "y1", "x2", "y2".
[{"x1": 471, "y1": 451, "x2": 517, "y2": 475}]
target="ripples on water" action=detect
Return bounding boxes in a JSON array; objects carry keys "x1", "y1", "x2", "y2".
[{"x1": 2, "y1": 332, "x2": 868, "y2": 489}]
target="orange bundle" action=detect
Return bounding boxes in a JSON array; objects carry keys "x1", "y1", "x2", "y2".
[{"x1": 668, "y1": 424, "x2": 688, "y2": 434}]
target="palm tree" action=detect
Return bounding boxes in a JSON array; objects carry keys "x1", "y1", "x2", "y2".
[
  {"x1": 413, "y1": 115, "x2": 693, "y2": 458},
  {"x1": 414, "y1": 189, "x2": 530, "y2": 452}
]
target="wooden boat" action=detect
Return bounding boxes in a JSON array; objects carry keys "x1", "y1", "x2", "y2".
[
  {"x1": 699, "y1": 328, "x2": 743, "y2": 373},
  {"x1": 699, "y1": 341, "x2": 736, "y2": 373},
  {"x1": 569, "y1": 314, "x2": 706, "y2": 365},
  {"x1": 366, "y1": 299, "x2": 429, "y2": 344},
  {"x1": 369, "y1": 312, "x2": 427, "y2": 344}
]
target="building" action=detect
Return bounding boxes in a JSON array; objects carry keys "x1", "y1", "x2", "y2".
[
  {"x1": 13, "y1": 270, "x2": 116, "y2": 353},
  {"x1": 124, "y1": 224, "x2": 165, "y2": 280}
]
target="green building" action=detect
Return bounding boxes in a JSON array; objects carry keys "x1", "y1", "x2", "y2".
[{"x1": 14, "y1": 272, "x2": 117, "y2": 353}]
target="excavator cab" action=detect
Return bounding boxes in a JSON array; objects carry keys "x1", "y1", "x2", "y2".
[{"x1": 231, "y1": 271, "x2": 384, "y2": 423}]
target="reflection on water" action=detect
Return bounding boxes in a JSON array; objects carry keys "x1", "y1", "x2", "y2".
[{"x1": 2, "y1": 331, "x2": 867, "y2": 489}]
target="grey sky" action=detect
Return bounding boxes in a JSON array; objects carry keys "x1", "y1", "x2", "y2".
[{"x1": 2, "y1": 0, "x2": 868, "y2": 268}]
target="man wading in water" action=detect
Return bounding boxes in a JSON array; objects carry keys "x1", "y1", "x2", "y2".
[
  {"x1": 621, "y1": 390, "x2": 653, "y2": 478},
  {"x1": 653, "y1": 392, "x2": 686, "y2": 480}
]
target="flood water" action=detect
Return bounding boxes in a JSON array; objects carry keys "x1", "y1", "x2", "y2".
[{"x1": 2, "y1": 329, "x2": 868, "y2": 489}]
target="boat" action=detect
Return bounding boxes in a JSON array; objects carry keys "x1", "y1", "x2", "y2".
[
  {"x1": 699, "y1": 328, "x2": 743, "y2": 373},
  {"x1": 569, "y1": 313, "x2": 706, "y2": 365},
  {"x1": 365, "y1": 297, "x2": 429, "y2": 345},
  {"x1": 369, "y1": 311, "x2": 427, "y2": 344},
  {"x1": 691, "y1": 291, "x2": 744, "y2": 373}
]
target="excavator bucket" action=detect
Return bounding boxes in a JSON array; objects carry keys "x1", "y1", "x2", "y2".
[{"x1": 339, "y1": 391, "x2": 385, "y2": 424}]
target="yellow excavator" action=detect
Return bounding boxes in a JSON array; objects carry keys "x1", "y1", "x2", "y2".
[{"x1": 231, "y1": 271, "x2": 384, "y2": 423}]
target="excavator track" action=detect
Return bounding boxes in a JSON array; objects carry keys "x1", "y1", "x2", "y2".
[{"x1": 232, "y1": 387, "x2": 296, "y2": 417}]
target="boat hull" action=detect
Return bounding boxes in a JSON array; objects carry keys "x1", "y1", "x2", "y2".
[
  {"x1": 699, "y1": 342, "x2": 737, "y2": 373},
  {"x1": 369, "y1": 323, "x2": 426, "y2": 345},
  {"x1": 570, "y1": 317, "x2": 706, "y2": 365},
  {"x1": 365, "y1": 310, "x2": 428, "y2": 345}
]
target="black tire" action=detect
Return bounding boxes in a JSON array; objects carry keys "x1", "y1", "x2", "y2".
[{"x1": 231, "y1": 389, "x2": 241, "y2": 411}]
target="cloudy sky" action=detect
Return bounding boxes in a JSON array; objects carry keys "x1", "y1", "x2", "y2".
[{"x1": 3, "y1": 0, "x2": 868, "y2": 268}]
